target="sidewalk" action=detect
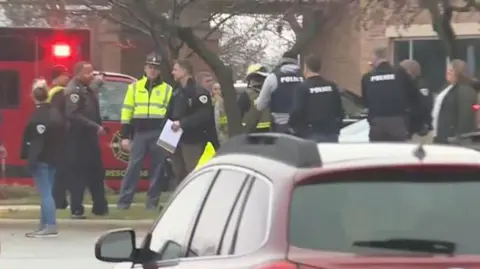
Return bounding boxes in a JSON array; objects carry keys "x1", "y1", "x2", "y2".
[
  {"x1": 0, "y1": 203, "x2": 143, "y2": 211},
  {"x1": 0, "y1": 203, "x2": 154, "y2": 230}
]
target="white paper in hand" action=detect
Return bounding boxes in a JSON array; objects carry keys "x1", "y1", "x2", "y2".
[{"x1": 157, "y1": 119, "x2": 183, "y2": 153}]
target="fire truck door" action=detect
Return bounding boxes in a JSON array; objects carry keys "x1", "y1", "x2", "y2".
[
  {"x1": 97, "y1": 77, "x2": 136, "y2": 183},
  {"x1": 0, "y1": 64, "x2": 35, "y2": 168}
]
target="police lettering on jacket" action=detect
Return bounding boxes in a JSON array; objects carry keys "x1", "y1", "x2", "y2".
[
  {"x1": 361, "y1": 62, "x2": 418, "y2": 118},
  {"x1": 288, "y1": 76, "x2": 344, "y2": 135},
  {"x1": 280, "y1": 76, "x2": 303, "y2": 83},
  {"x1": 310, "y1": 86, "x2": 333, "y2": 94},
  {"x1": 370, "y1": 74, "x2": 396, "y2": 82}
]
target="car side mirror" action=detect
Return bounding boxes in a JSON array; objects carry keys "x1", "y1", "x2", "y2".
[{"x1": 95, "y1": 228, "x2": 136, "y2": 263}]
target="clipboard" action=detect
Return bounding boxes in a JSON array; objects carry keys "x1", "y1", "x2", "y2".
[{"x1": 157, "y1": 119, "x2": 183, "y2": 153}]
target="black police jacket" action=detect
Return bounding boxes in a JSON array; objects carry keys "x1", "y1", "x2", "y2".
[
  {"x1": 64, "y1": 79, "x2": 102, "y2": 135},
  {"x1": 289, "y1": 75, "x2": 345, "y2": 136},
  {"x1": 409, "y1": 78, "x2": 433, "y2": 134},
  {"x1": 361, "y1": 62, "x2": 418, "y2": 118},
  {"x1": 167, "y1": 78, "x2": 219, "y2": 149},
  {"x1": 20, "y1": 103, "x2": 65, "y2": 168}
]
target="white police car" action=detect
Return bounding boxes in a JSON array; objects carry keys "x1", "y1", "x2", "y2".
[{"x1": 339, "y1": 118, "x2": 369, "y2": 142}]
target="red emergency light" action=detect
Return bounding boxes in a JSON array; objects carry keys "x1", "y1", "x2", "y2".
[
  {"x1": 52, "y1": 43, "x2": 71, "y2": 58},
  {"x1": 473, "y1": 104, "x2": 480, "y2": 111}
]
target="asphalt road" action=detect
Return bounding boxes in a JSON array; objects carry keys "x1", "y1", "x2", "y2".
[{"x1": 0, "y1": 227, "x2": 146, "y2": 268}]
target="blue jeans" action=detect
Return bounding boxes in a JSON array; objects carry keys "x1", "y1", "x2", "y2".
[{"x1": 32, "y1": 162, "x2": 57, "y2": 227}]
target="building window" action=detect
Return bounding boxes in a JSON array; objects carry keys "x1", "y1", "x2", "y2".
[
  {"x1": 393, "y1": 40, "x2": 409, "y2": 64},
  {"x1": 0, "y1": 71, "x2": 20, "y2": 108},
  {"x1": 393, "y1": 38, "x2": 480, "y2": 92}
]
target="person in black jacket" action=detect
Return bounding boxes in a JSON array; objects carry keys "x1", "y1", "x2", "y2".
[
  {"x1": 289, "y1": 55, "x2": 344, "y2": 142},
  {"x1": 64, "y1": 61, "x2": 108, "y2": 219},
  {"x1": 21, "y1": 81, "x2": 65, "y2": 238},
  {"x1": 361, "y1": 47, "x2": 418, "y2": 142},
  {"x1": 399, "y1": 59, "x2": 433, "y2": 140},
  {"x1": 168, "y1": 59, "x2": 218, "y2": 186}
]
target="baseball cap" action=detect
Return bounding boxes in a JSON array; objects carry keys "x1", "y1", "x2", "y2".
[{"x1": 51, "y1": 65, "x2": 70, "y2": 81}]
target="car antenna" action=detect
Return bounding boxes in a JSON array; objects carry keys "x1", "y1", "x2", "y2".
[{"x1": 413, "y1": 143, "x2": 426, "y2": 161}]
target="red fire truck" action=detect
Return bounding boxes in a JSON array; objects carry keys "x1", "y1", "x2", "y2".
[{"x1": 0, "y1": 27, "x2": 149, "y2": 190}]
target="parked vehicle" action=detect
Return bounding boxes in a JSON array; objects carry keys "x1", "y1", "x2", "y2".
[
  {"x1": 95, "y1": 133, "x2": 480, "y2": 269},
  {"x1": 0, "y1": 27, "x2": 149, "y2": 190}
]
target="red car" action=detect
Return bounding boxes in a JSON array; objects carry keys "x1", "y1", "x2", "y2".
[{"x1": 94, "y1": 133, "x2": 480, "y2": 269}]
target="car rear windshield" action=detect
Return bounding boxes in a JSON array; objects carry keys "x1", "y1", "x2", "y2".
[{"x1": 289, "y1": 166, "x2": 480, "y2": 255}]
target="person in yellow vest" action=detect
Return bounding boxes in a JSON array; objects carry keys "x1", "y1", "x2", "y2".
[
  {"x1": 212, "y1": 82, "x2": 228, "y2": 144},
  {"x1": 117, "y1": 52, "x2": 174, "y2": 211},
  {"x1": 237, "y1": 64, "x2": 272, "y2": 133},
  {"x1": 47, "y1": 65, "x2": 71, "y2": 210}
]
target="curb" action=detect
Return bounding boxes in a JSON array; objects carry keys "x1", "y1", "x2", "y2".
[{"x1": 0, "y1": 218, "x2": 154, "y2": 230}]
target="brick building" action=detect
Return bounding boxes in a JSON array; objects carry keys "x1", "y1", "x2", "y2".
[{"x1": 313, "y1": 6, "x2": 480, "y2": 95}]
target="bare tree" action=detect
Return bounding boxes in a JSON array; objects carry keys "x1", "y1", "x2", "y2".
[
  {"x1": 2, "y1": 0, "x2": 356, "y2": 136},
  {"x1": 360, "y1": 0, "x2": 480, "y2": 59},
  {"x1": 216, "y1": 15, "x2": 280, "y2": 80},
  {"x1": 84, "y1": 0, "x2": 359, "y2": 135}
]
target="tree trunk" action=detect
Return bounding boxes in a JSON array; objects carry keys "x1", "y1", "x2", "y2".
[
  {"x1": 289, "y1": 9, "x2": 324, "y2": 57},
  {"x1": 424, "y1": 1, "x2": 457, "y2": 59},
  {"x1": 177, "y1": 27, "x2": 243, "y2": 136},
  {"x1": 151, "y1": 33, "x2": 175, "y2": 84}
]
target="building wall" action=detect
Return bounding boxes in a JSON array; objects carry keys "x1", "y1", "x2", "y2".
[{"x1": 323, "y1": 4, "x2": 480, "y2": 95}]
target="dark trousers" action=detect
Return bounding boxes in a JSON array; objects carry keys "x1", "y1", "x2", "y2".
[
  {"x1": 170, "y1": 142, "x2": 204, "y2": 189},
  {"x1": 369, "y1": 116, "x2": 409, "y2": 142},
  {"x1": 66, "y1": 137, "x2": 108, "y2": 216},
  {"x1": 307, "y1": 133, "x2": 339, "y2": 143},
  {"x1": 272, "y1": 123, "x2": 290, "y2": 134}
]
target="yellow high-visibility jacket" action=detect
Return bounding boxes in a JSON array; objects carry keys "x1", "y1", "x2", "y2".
[
  {"x1": 121, "y1": 77, "x2": 173, "y2": 124},
  {"x1": 195, "y1": 142, "x2": 216, "y2": 170}
]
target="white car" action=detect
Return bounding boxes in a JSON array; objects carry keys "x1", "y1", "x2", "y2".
[{"x1": 339, "y1": 118, "x2": 369, "y2": 142}]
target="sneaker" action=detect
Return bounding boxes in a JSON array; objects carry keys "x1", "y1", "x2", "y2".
[
  {"x1": 145, "y1": 203, "x2": 158, "y2": 211},
  {"x1": 25, "y1": 227, "x2": 58, "y2": 238},
  {"x1": 71, "y1": 214, "x2": 86, "y2": 219},
  {"x1": 117, "y1": 204, "x2": 130, "y2": 210}
]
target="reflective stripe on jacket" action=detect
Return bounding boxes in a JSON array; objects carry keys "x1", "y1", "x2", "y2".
[
  {"x1": 47, "y1": 86, "x2": 64, "y2": 103},
  {"x1": 243, "y1": 88, "x2": 271, "y2": 130},
  {"x1": 195, "y1": 142, "x2": 216, "y2": 170},
  {"x1": 121, "y1": 77, "x2": 173, "y2": 124}
]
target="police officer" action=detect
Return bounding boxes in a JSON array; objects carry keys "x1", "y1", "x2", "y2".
[
  {"x1": 238, "y1": 64, "x2": 271, "y2": 133},
  {"x1": 255, "y1": 51, "x2": 303, "y2": 133},
  {"x1": 47, "y1": 65, "x2": 70, "y2": 210},
  {"x1": 288, "y1": 55, "x2": 344, "y2": 142},
  {"x1": 361, "y1": 47, "x2": 418, "y2": 142},
  {"x1": 118, "y1": 52, "x2": 173, "y2": 210},
  {"x1": 21, "y1": 82, "x2": 65, "y2": 237},
  {"x1": 64, "y1": 61, "x2": 108, "y2": 219},
  {"x1": 168, "y1": 59, "x2": 218, "y2": 186},
  {"x1": 399, "y1": 59, "x2": 433, "y2": 141}
]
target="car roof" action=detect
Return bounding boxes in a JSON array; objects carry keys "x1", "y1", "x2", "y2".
[
  {"x1": 316, "y1": 143, "x2": 480, "y2": 167},
  {"x1": 93, "y1": 71, "x2": 136, "y2": 81},
  {"x1": 206, "y1": 134, "x2": 480, "y2": 182}
]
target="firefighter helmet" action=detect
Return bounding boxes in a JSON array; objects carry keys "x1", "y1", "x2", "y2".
[{"x1": 246, "y1": 64, "x2": 268, "y2": 80}]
